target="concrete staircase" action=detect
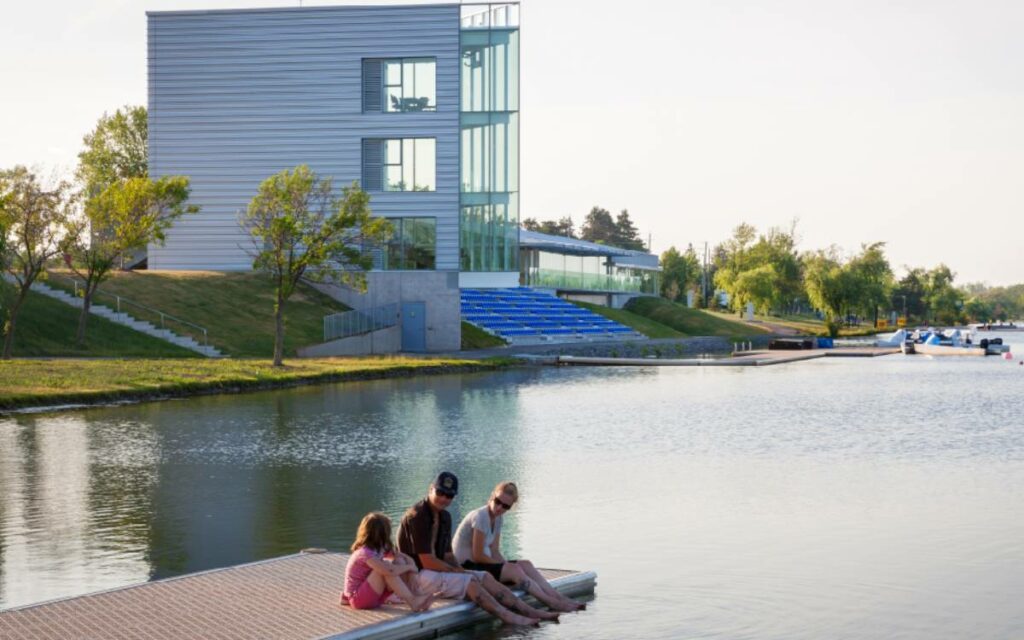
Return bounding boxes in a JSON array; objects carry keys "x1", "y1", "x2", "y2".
[{"x1": 29, "y1": 281, "x2": 225, "y2": 358}]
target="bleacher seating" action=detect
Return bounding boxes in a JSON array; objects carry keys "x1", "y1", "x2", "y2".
[{"x1": 461, "y1": 288, "x2": 640, "y2": 344}]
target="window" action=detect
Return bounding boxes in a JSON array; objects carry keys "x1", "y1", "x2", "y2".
[
  {"x1": 362, "y1": 138, "x2": 435, "y2": 192},
  {"x1": 380, "y1": 217, "x2": 436, "y2": 270},
  {"x1": 362, "y1": 58, "x2": 436, "y2": 113}
]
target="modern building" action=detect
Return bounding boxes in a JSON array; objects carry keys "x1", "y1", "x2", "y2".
[{"x1": 147, "y1": 2, "x2": 521, "y2": 352}]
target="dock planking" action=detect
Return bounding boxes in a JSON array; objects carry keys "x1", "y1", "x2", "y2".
[{"x1": 0, "y1": 552, "x2": 596, "y2": 640}]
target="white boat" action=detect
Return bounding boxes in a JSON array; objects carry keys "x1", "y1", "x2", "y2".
[{"x1": 901, "y1": 328, "x2": 1010, "y2": 356}]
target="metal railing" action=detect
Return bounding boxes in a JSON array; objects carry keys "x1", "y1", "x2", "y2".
[
  {"x1": 461, "y1": 3, "x2": 520, "y2": 29},
  {"x1": 324, "y1": 304, "x2": 399, "y2": 342},
  {"x1": 45, "y1": 272, "x2": 210, "y2": 346}
]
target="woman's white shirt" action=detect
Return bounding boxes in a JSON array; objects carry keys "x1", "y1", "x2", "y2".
[{"x1": 452, "y1": 505, "x2": 503, "y2": 565}]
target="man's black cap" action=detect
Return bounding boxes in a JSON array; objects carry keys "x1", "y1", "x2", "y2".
[{"x1": 432, "y1": 471, "x2": 459, "y2": 495}]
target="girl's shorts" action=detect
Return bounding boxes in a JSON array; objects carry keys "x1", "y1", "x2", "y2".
[{"x1": 342, "y1": 580, "x2": 393, "y2": 610}]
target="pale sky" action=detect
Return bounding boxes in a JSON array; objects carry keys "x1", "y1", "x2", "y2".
[{"x1": 3, "y1": 0, "x2": 1022, "y2": 284}]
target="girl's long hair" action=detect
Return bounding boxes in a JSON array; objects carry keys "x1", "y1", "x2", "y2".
[{"x1": 351, "y1": 512, "x2": 394, "y2": 554}]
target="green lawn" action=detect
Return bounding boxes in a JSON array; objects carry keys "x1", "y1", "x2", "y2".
[
  {"x1": 6, "y1": 290, "x2": 200, "y2": 358},
  {"x1": 623, "y1": 297, "x2": 769, "y2": 337},
  {"x1": 0, "y1": 357, "x2": 509, "y2": 411},
  {"x1": 717, "y1": 311, "x2": 882, "y2": 337},
  {"x1": 461, "y1": 321, "x2": 507, "y2": 350},
  {"x1": 570, "y1": 300, "x2": 685, "y2": 338},
  {"x1": 46, "y1": 270, "x2": 349, "y2": 357}
]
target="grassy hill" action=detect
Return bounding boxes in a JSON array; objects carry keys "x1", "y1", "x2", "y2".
[
  {"x1": 571, "y1": 300, "x2": 685, "y2": 338},
  {"x1": 6, "y1": 290, "x2": 200, "y2": 358},
  {"x1": 461, "y1": 321, "x2": 507, "y2": 350},
  {"x1": 623, "y1": 297, "x2": 769, "y2": 337},
  {"x1": 46, "y1": 270, "x2": 349, "y2": 358}
]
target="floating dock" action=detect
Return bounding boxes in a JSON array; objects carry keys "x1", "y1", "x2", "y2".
[
  {"x1": 556, "y1": 347, "x2": 899, "y2": 367},
  {"x1": 0, "y1": 552, "x2": 596, "y2": 640}
]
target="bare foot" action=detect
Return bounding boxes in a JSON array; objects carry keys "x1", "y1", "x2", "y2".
[
  {"x1": 502, "y1": 612, "x2": 540, "y2": 626},
  {"x1": 535, "y1": 610, "x2": 560, "y2": 622},
  {"x1": 411, "y1": 593, "x2": 438, "y2": 612}
]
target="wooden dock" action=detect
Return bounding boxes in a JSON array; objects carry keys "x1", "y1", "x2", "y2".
[
  {"x1": 0, "y1": 552, "x2": 596, "y2": 640},
  {"x1": 557, "y1": 347, "x2": 899, "y2": 367}
]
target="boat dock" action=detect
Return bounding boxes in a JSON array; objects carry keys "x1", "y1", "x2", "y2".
[
  {"x1": 556, "y1": 346, "x2": 899, "y2": 367},
  {"x1": 0, "y1": 551, "x2": 596, "y2": 640}
]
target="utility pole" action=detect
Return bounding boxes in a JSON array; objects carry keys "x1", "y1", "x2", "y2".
[{"x1": 702, "y1": 241, "x2": 708, "y2": 307}]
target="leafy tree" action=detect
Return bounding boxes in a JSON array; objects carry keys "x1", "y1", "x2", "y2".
[
  {"x1": 579, "y1": 206, "x2": 618, "y2": 245},
  {"x1": 802, "y1": 248, "x2": 852, "y2": 337},
  {"x1": 241, "y1": 165, "x2": 392, "y2": 366},
  {"x1": 925, "y1": 264, "x2": 962, "y2": 325},
  {"x1": 845, "y1": 242, "x2": 894, "y2": 320},
  {"x1": 613, "y1": 209, "x2": 646, "y2": 250},
  {"x1": 892, "y1": 267, "x2": 928, "y2": 322},
  {"x1": 1, "y1": 167, "x2": 78, "y2": 358},
  {"x1": 77, "y1": 106, "x2": 148, "y2": 195},
  {"x1": 660, "y1": 244, "x2": 700, "y2": 301},
  {"x1": 66, "y1": 177, "x2": 198, "y2": 345},
  {"x1": 522, "y1": 216, "x2": 576, "y2": 238}
]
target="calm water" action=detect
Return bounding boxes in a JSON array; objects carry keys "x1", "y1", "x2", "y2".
[{"x1": 2, "y1": 346, "x2": 1024, "y2": 638}]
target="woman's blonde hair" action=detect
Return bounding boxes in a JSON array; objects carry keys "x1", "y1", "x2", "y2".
[
  {"x1": 492, "y1": 481, "x2": 519, "y2": 502},
  {"x1": 351, "y1": 512, "x2": 394, "y2": 554}
]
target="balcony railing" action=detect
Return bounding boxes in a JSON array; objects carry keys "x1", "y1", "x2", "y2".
[{"x1": 525, "y1": 268, "x2": 658, "y2": 294}]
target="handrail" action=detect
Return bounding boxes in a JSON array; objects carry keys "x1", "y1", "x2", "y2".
[
  {"x1": 45, "y1": 271, "x2": 210, "y2": 346},
  {"x1": 324, "y1": 303, "x2": 399, "y2": 341}
]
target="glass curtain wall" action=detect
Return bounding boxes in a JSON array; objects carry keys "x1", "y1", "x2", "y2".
[
  {"x1": 460, "y1": 10, "x2": 520, "y2": 272},
  {"x1": 520, "y1": 248, "x2": 661, "y2": 293}
]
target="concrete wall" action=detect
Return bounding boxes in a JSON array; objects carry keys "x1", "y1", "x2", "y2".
[
  {"x1": 310, "y1": 271, "x2": 461, "y2": 353},
  {"x1": 297, "y1": 325, "x2": 400, "y2": 357},
  {"x1": 147, "y1": 4, "x2": 461, "y2": 270}
]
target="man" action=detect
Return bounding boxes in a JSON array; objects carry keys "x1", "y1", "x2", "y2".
[{"x1": 397, "y1": 472, "x2": 558, "y2": 626}]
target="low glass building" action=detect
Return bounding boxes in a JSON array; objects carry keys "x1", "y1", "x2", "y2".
[{"x1": 519, "y1": 229, "x2": 661, "y2": 304}]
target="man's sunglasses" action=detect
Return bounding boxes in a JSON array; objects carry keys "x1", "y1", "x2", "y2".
[
  {"x1": 436, "y1": 489, "x2": 456, "y2": 499},
  {"x1": 493, "y1": 497, "x2": 514, "y2": 511}
]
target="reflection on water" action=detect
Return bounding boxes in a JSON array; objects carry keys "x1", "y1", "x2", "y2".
[{"x1": 2, "y1": 355, "x2": 1024, "y2": 638}]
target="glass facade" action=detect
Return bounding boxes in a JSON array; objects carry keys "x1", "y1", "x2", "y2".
[
  {"x1": 460, "y1": 13, "x2": 519, "y2": 272},
  {"x1": 381, "y1": 217, "x2": 436, "y2": 270},
  {"x1": 383, "y1": 58, "x2": 436, "y2": 112},
  {"x1": 521, "y1": 249, "x2": 661, "y2": 294}
]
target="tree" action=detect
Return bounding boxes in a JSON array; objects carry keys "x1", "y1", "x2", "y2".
[
  {"x1": 1, "y1": 167, "x2": 78, "y2": 358},
  {"x1": 579, "y1": 207, "x2": 618, "y2": 245},
  {"x1": 522, "y1": 216, "x2": 575, "y2": 238},
  {"x1": 802, "y1": 249, "x2": 851, "y2": 337},
  {"x1": 241, "y1": 165, "x2": 392, "y2": 366},
  {"x1": 613, "y1": 209, "x2": 646, "y2": 250},
  {"x1": 66, "y1": 176, "x2": 198, "y2": 345},
  {"x1": 77, "y1": 106, "x2": 148, "y2": 195},
  {"x1": 845, "y1": 242, "x2": 894, "y2": 320},
  {"x1": 660, "y1": 245, "x2": 700, "y2": 301},
  {"x1": 925, "y1": 264, "x2": 962, "y2": 325}
]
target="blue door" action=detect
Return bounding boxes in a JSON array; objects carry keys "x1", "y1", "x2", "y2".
[{"x1": 401, "y1": 302, "x2": 426, "y2": 352}]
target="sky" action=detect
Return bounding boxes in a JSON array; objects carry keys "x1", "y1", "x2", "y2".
[{"x1": 2, "y1": 0, "x2": 1023, "y2": 284}]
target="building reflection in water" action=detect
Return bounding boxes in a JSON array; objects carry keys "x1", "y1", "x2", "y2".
[{"x1": 0, "y1": 369, "x2": 539, "y2": 608}]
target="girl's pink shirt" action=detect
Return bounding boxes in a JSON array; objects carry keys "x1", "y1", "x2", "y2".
[{"x1": 342, "y1": 546, "x2": 386, "y2": 600}]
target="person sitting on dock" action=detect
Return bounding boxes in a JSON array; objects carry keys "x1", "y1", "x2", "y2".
[
  {"x1": 341, "y1": 512, "x2": 437, "y2": 612},
  {"x1": 453, "y1": 481, "x2": 585, "y2": 612},
  {"x1": 397, "y1": 472, "x2": 559, "y2": 626}
]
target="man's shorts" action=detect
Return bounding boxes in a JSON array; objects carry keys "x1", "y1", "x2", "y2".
[{"x1": 415, "y1": 569, "x2": 486, "y2": 600}]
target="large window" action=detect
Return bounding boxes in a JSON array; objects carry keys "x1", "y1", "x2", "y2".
[
  {"x1": 362, "y1": 58, "x2": 436, "y2": 113},
  {"x1": 381, "y1": 217, "x2": 436, "y2": 270},
  {"x1": 361, "y1": 138, "x2": 436, "y2": 192}
]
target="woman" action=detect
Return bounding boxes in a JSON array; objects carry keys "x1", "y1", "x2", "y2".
[{"x1": 452, "y1": 482, "x2": 585, "y2": 612}]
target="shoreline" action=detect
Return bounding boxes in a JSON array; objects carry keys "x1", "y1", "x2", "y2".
[{"x1": 0, "y1": 357, "x2": 518, "y2": 415}]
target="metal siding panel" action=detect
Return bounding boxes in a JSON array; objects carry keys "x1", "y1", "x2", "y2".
[{"x1": 148, "y1": 5, "x2": 460, "y2": 271}]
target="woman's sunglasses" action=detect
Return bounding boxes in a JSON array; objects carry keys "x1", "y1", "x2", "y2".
[{"x1": 493, "y1": 497, "x2": 514, "y2": 511}]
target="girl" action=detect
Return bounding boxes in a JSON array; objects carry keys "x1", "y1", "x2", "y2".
[
  {"x1": 452, "y1": 482, "x2": 585, "y2": 612},
  {"x1": 342, "y1": 512, "x2": 436, "y2": 612}
]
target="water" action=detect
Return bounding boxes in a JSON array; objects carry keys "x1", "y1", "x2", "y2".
[{"x1": 2, "y1": 349, "x2": 1024, "y2": 638}]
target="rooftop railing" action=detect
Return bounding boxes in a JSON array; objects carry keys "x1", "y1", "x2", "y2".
[{"x1": 461, "y1": 2, "x2": 519, "y2": 29}]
